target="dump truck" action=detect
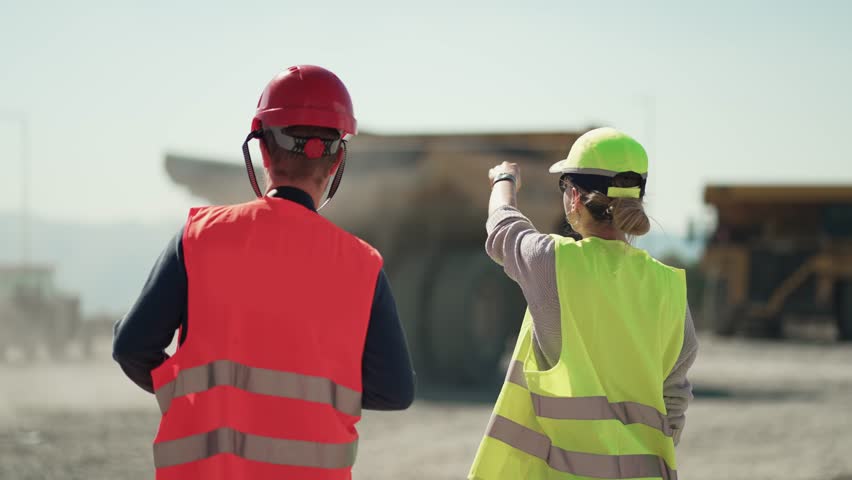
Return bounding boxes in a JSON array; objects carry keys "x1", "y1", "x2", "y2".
[
  {"x1": 165, "y1": 130, "x2": 585, "y2": 387},
  {"x1": 700, "y1": 185, "x2": 852, "y2": 340},
  {"x1": 0, "y1": 264, "x2": 86, "y2": 360}
]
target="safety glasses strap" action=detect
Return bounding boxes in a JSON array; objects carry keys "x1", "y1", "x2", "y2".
[
  {"x1": 242, "y1": 130, "x2": 264, "y2": 198},
  {"x1": 319, "y1": 141, "x2": 347, "y2": 210}
]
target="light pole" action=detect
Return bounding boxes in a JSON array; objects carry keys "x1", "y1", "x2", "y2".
[
  {"x1": 641, "y1": 94, "x2": 656, "y2": 164},
  {"x1": 0, "y1": 111, "x2": 31, "y2": 265}
]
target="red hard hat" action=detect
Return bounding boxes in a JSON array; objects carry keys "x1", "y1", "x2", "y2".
[{"x1": 252, "y1": 65, "x2": 357, "y2": 137}]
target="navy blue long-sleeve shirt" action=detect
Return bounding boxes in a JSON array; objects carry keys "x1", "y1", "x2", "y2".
[{"x1": 113, "y1": 187, "x2": 415, "y2": 410}]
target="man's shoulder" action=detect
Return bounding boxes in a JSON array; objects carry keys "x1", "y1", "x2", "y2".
[
  {"x1": 183, "y1": 201, "x2": 261, "y2": 233},
  {"x1": 322, "y1": 220, "x2": 382, "y2": 263},
  {"x1": 353, "y1": 235, "x2": 382, "y2": 263},
  {"x1": 186, "y1": 200, "x2": 260, "y2": 218}
]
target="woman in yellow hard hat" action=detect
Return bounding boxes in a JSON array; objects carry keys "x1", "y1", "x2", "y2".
[{"x1": 469, "y1": 127, "x2": 698, "y2": 480}]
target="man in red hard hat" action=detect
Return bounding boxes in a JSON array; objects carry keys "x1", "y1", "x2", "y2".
[{"x1": 113, "y1": 65, "x2": 415, "y2": 480}]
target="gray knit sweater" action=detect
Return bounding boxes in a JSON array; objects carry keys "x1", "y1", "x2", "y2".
[{"x1": 486, "y1": 205, "x2": 698, "y2": 445}]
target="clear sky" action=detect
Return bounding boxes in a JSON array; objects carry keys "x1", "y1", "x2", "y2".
[{"x1": 1, "y1": 0, "x2": 851, "y2": 236}]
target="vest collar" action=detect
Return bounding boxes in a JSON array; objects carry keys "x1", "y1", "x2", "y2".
[{"x1": 267, "y1": 186, "x2": 316, "y2": 212}]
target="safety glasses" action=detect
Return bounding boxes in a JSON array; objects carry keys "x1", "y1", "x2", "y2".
[
  {"x1": 265, "y1": 128, "x2": 343, "y2": 158},
  {"x1": 559, "y1": 174, "x2": 573, "y2": 193}
]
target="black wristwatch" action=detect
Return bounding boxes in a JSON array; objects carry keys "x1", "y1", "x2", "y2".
[{"x1": 491, "y1": 172, "x2": 517, "y2": 187}]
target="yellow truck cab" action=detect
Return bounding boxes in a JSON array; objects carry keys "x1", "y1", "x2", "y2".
[{"x1": 701, "y1": 185, "x2": 852, "y2": 339}]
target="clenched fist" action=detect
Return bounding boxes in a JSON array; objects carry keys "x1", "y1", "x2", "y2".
[{"x1": 488, "y1": 162, "x2": 522, "y2": 191}]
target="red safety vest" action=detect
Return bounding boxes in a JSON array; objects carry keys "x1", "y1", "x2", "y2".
[{"x1": 150, "y1": 197, "x2": 382, "y2": 480}]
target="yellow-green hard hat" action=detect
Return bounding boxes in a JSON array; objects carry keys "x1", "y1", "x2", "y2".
[{"x1": 549, "y1": 127, "x2": 648, "y2": 178}]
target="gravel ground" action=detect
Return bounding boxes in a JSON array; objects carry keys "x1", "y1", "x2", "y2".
[{"x1": 1, "y1": 336, "x2": 851, "y2": 479}]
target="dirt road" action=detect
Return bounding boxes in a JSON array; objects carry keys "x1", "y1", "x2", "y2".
[{"x1": 1, "y1": 336, "x2": 851, "y2": 479}]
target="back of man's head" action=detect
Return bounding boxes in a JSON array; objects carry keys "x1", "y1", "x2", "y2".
[{"x1": 263, "y1": 125, "x2": 342, "y2": 187}]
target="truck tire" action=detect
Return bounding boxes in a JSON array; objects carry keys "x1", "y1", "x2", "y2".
[
  {"x1": 836, "y1": 282, "x2": 852, "y2": 341},
  {"x1": 703, "y1": 273, "x2": 738, "y2": 337},
  {"x1": 742, "y1": 312, "x2": 784, "y2": 339},
  {"x1": 424, "y1": 251, "x2": 524, "y2": 387}
]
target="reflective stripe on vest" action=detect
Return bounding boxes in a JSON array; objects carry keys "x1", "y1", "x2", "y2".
[
  {"x1": 507, "y1": 360, "x2": 672, "y2": 436},
  {"x1": 486, "y1": 415, "x2": 675, "y2": 479},
  {"x1": 154, "y1": 428, "x2": 357, "y2": 469},
  {"x1": 155, "y1": 359, "x2": 362, "y2": 417}
]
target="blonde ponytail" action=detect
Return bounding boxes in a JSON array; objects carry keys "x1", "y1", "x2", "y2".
[
  {"x1": 578, "y1": 190, "x2": 651, "y2": 238},
  {"x1": 572, "y1": 170, "x2": 651, "y2": 239},
  {"x1": 610, "y1": 198, "x2": 650, "y2": 236}
]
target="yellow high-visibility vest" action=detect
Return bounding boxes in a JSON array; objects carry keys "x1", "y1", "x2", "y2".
[{"x1": 469, "y1": 236, "x2": 686, "y2": 480}]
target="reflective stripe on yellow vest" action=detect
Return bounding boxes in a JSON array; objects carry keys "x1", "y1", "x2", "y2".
[{"x1": 469, "y1": 236, "x2": 686, "y2": 480}]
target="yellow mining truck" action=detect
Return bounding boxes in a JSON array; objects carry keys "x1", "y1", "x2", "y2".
[
  {"x1": 165, "y1": 130, "x2": 585, "y2": 387},
  {"x1": 0, "y1": 264, "x2": 85, "y2": 360},
  {"x1": 701, "y1": 185, "x2": 852, "y2": 339}
]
